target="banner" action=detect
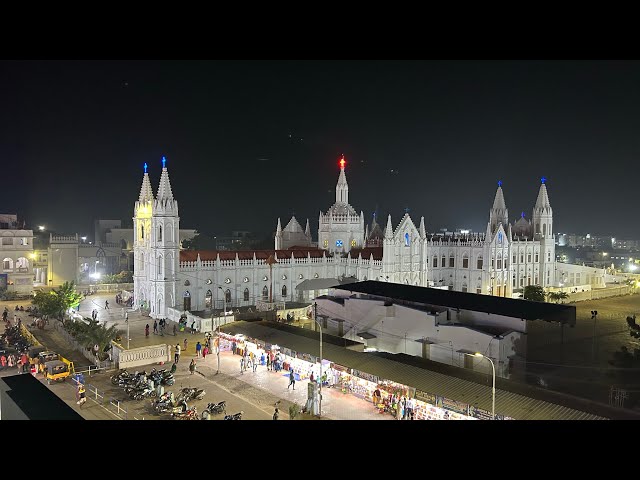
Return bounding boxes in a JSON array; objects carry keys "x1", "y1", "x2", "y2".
[{"x1": 0, "y1": 273, "x2": 7, "y2": 290}]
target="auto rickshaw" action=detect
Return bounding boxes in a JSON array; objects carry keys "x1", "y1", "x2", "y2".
[
  {"x1": 44, "y1": 360, "x2": 70, "y2": 384},
  {"x1": 38, "y1": 351, "x2": 59, "y2": 365}
]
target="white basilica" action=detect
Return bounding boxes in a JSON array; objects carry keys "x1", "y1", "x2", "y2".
[{"x1": 134, "y1": 156, "x2": 600, "y2": 319}]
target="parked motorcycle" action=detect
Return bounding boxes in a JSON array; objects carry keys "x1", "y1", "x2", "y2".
[
  {"x1": 201, "y1": 401, "x2": 226, "y2": 419},
  {"x1": 172, "y1": 406, "x2": 198, "y2": 420},
  {"x1": 223, "y1": 411, "x2": 243, "y2": 420}
]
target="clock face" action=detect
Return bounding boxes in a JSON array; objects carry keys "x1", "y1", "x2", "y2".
[{"x1": 336, "y1": 239, "x2": 343, "y2": 247}]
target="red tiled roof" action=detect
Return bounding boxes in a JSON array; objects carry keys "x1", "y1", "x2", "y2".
[
  {"x1": 180, "y1": 248, "x2": 327, "y2": 262},
  {"x1": 348, "y1": 246, "x2": 383, "y2": 260}
]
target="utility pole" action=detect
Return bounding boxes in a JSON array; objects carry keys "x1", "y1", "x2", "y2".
[
  {"x1": 591, "y1": 310, "x2": 598, "y2": 362},
  {"x1": 314, "y1": 302, "x2": 322, "y2": 419}
]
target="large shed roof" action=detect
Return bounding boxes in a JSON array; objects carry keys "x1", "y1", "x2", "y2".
[{"x1": 219, "y1": 321, "x2": 625, "y2": 420}]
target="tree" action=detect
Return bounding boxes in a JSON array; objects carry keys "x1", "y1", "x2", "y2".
[
  {"x1": 33, "y1": 281, "x2": 83, "y2": 319},
  {"x1": 523, "y1": 285, "x2": 546, "y2": 302},
  {"x1": 86, "y1": 322, "x2": 122, "y2": 360}
]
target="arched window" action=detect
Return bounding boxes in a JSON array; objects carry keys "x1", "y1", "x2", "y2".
[
  {"x1": 262, "y1": 285, "x2": 269, "y2": 300},
  {"x1": 282, "y1": 285, "x2": 287, "y2": 298},
  {"x1": 543, "y1": 223, "x2": 547, "y2": 236},
  {"x1": 141, "y1": 253, "x2": 145, "y2": 272},
  {"x1": 535, "y1": 223, "x2": 540, "y2": 234},
  {"x1": 477, "y1": 255, "x2": 483, "y2": 269},
  {"x1": 141, "y1": 224, "x2": 145, "y2": 240},
  {"x1": 205, "y1": 290, "x2": 212, "y2": 309},
  {"x1": 244, "y1": 288, "x2": 249, "y2": 302},
  {"x1": 462, "y1": 254, "x2": 469, "y2": 269},
  {"x1": 441, "y1": 255, "x2": 446, "y2": 268},
  {"x1": 449, "y1": 255, "x2": 455, "y2": 268},
  {"x1": 157, "y1": 255, "x2": 163, "y2": 277},
  {"x1": 225, "y1": 289, "x2": 231, "y2": 303},
  {"x1": 462, "y1": 283, "x2": 468, "y2": 292},
  {"x1": 433, "y1": 256, "x2": 438, "y2": 268},
  {"x1": 2, "y1": 258, "x2": 13, "y2": 270},
  {"x1": 167, "y1": 223, "x2": 173, "y2": 242},
  {"x1": 404, "y1": 232, "x2": 410, "y2": 246},
  {"x1": 158, "y1": 225, "x2": 162, "y2": 242}
]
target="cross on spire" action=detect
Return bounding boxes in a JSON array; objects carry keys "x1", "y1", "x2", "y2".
[
  {"x1": 143, "y1": 162, "x2": 147, "y2": 173},
  {"x1": 497, "y1": 180, "x2": 502, "y2": 187},
  {"x1": 162, "y1": 156, "x2": 167, "y2": 169},
  {"x1": 404, "y1": 206, "x2": 410, "y2": 214},
  {"x1": 541, "y1": 176, "x2": 546, "y2": 184},
  {"x1": 521, "y1": 211, "x2": 525, "y2": 218}
]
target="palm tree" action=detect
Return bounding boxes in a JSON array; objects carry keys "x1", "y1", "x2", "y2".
[
  {"x1": 86, "y1": 323, "x2": 122, "y2": 360},
  {"x1": 546, "y1": 291, "x2": 559, "y2": 303},
  {"x1": 557, "y1": 291, "x2": 569, "y2": 304}
]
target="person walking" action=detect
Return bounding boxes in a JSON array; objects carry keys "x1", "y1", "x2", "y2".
[
  {"x1": 0, "y1": 354, "x2": 6, "y2": 370},
  {"x1": 189, "y1": 359, "x2": 196, "y2": 375},
  {"x1": 266, "y1": 353, "x2": 271, "y2": 371},
  {"x1": 153, "y1": 320, "x2": 158, "y2": 334},
  {"x1": 272, "y1": 407, "x2": 279, "y2": 420},
  {"x1": 20, "y1": 352, "x2": 29, "y2": 374},
  {"x1": 145, "y1": 324, "x2": 150, "y2": 338},
  {"x1": 175, "y1": 344, "x2": 181, "y2": 364},
  {"x1": 288, "y1": 369, "x2": 296, "y2": 390},
  {"x1": 77, "y1": 383, "x2": 87, "y2": 407},
  {"x1": 202, "y1": 345, "x2": 209, "y2": 360},
  {"x1": 105, "y1": 300, "x2": 109, "y2": 310},
  {"x1": 183, "y1": 338, "x2": 188, "y2": 352},
  {"x1": 195, "y1": 341, "x2": 202, "y2": 358},
  {"x1": 240, "y1": 356, "x2": 244, "y2": 374}
]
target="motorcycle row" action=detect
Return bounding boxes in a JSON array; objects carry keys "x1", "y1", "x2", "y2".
[
  {"x1": 0, "y1": 325, "x2": 31, "y2": 356},
  {"x1": 109, "y1": 367, "x2": 243, "y2": 420}
]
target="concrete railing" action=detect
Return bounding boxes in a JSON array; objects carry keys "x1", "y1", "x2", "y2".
[{"x1": 112, "y1": 343, "x2": 170, "y2": 369}]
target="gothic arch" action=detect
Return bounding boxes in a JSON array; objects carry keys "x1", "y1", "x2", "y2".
[
  {"x1": 262, "y1": 285, "x2": 269, "y2": 300},
  {"x1": 157, "y1": 254, "x2": 163, "y2": 278},
  {"x1": 158, "y1": 224, "x2": 163, "y2": 242},
  {"x1": 205, "y1": 289, "x2": 212, "y2": 309},
  {"x1": 225, "y1": 289, "x2": 231, "y2": 303},
  {"x1": 243, "y1": 288, "x2": 249, "y2": 302},
  {"x1": 282, "y1": 285, "x2": 287, "y2": 298}
]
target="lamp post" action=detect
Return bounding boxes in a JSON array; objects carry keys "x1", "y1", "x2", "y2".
[
  {"x1": 465, "y1": 352, "x2": 495, "y2": 420},
  {"x1": 217, "y1": 286, "x2": 226, "y2": 374},
  {"x1": 313, "y1": 302, "x2": 323, "y2": 419}
]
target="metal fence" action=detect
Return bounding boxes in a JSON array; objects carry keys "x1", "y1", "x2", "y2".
[{"x1": 68, "y1": 373, "x2": 144, "y2": 420}]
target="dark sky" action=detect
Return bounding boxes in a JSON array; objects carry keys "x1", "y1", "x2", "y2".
[{"x1": 2, "y1": 60, "x2": 639, "y2": 239}]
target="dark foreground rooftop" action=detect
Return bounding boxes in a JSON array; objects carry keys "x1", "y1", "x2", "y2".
[{"x1": 333, "y1": 281, "x2": 576, "y2": 325}]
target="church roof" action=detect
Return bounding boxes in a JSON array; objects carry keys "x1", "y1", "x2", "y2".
[
  {"x1": 283, "y1": 216, "x2": 304, "y2": 233},
  {"x1": 513, "y1": 216, "x2": 532, "y2": 238},
  {"x1": 326, "y1": 202, "x2": 357, "y2": 216},
  {"x1": 534, "y1": 182, "x2": 551, "y2": 209},
  {"x1": 368, "y1": 220, "x2": 383, "y2": 240},
  {"x1": 157, "y1": 158, "x2": 174, "y2": 201},
  {"x1": 138, "y1": 172, "x2": 154, "y2": 202},
  {"x1": 492, "y1": 185, "x2": 507, "y2": 211},
  {"x1": 348, "y1": 246, "x2": 383, "y2": 261},
  {"x1": 180, "y1": 247, "x2": 326, "y2": 262}
]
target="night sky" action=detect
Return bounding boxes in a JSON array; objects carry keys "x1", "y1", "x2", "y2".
[{"x1": 2, "y1": 60, "x2": 639, "y2": 240}]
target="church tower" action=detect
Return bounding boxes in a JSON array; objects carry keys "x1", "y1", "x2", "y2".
[
  {"x1": 317, "y1": 155, "x2": 365, "y2": 254},
  {"x1": 133, "y1": 162, "x2": 154, "y2": 311},
  {"x1": 149, "y1": 157, "x2": 180, "y2": 318},
  {"x1": 487, "y1": 181, "x2": 509, "y2": 235},
  {"x1": 532, "y1": 177, "x2": 555, "y2": 287}
]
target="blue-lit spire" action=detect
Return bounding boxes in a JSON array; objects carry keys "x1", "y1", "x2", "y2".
[
  {"x1": 541, "y1": 176, "x2": 546, "y2": 184},
  {"x1": 521, "y1": 211, "x2": 525, "y2": 218},
  {"x1": 497, "y1": 180, "x2": 502, "y2": 187},
  {"x1": 162, "y1": 156, "x2": 167, "y2": 169},
  {"x1": 144, "y1": 162, "x2": 148, "y2": 174}
]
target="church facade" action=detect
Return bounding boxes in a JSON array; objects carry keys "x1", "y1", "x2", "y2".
[{"x1": 134, "y1": 156, "x2": 594, "y2": 319}]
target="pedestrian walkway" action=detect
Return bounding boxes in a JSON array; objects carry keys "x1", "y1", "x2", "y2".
[{"x1": 193, "y1": 351, "x2": 392, "y2": 420}]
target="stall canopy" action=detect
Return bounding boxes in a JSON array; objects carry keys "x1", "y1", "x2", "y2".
[{"x1": 219, "y1": 321, "x2": 629, "y2": 420}]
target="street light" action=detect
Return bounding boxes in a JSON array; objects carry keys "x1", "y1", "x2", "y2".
[
  {"x1": 216, "y1": 286, "x2": 227, "y2": 374},
  {"x1": 38, "y1": 225, "x2": 45, "y2": 231},
  {"x1": 313, "y1": 302, "x2": 323, "y2": 419},
  {"x1": 465, "y1": 352, "x2": 495, "y2": 420}
]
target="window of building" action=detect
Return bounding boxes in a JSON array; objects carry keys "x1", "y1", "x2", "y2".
[
  {"x1": 20, "y1": 238, "x2": 28, "y2": 245},
  {"x1": 520, "y1": 277, "x2": 524, "y2": 287},
  {"x1": 244, "y1": 288, "x2": 250, "y2": 302},
  {"x1": 282, "y1": 285, "x2": 287, "y2": 298},
  {"x1": 141, "y1": 225, "x2": 145, "y2": 240},
  {"x1": 262, "y1": 286, "x2": 268, "y2": 300},
  {"x1": 535, "y1": 253, "x2": 539, "y2": 263},
  {"x1": 449, "y1": 256, "x2": 454, "y2": 268},
  {"x1": 476, "y1": 287, "x2": 482, "y2": 294},
  {"x1": 462, "y1": 256, "x2": 469, "y2": 268},
  {"x1": 477, "y1": 256, "x2": 483, "y2": 269},
  {"x1": 520, "y1": 254, "x2": 524, "y2": 263},
  {"x1": 157, "y1": 255, "x2": 163, "y2": 277},
  {"x1": 497, "y1": 258, "x2": 502, "y2": 269},
  {"x1": 441, "y1": 256, "x2": 446, "y2": 268},
  {"x1": 2, "y1": 258, "x2": 12, "y2": 270},
  {"x1": 433, "y1": 256, "x2": 438, "y2": 268},
  {"x1": 527, "y1": 253, "x2": 532, "y2": 262},
  {"x1": 404, "y1": 232, "x2": 410, "y2": 247},
  {"x1": 547, "y1": 253, "x2": 551, "y2": 261},
  {"x1": 513, "y1": 255, "x2": 517, "y2": 264},
  {"x1": 535, "y1": 275, "x2": 539, "y2": 284},
  {"x1": 225, "y1": 289, "x2": 231, "y2": 303},
  {"x1": 158, "y1": 225, "x2": 162, "y2": 242},
  {"x1": 205, "y1": 290, "x2": 212, "y2": 308},
  {"x1": 462, "y1": 283, "x2": 468, "y2": 293},
  {"x1": 2, "y1": 238, "x2": 12, "y2": 246}
]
